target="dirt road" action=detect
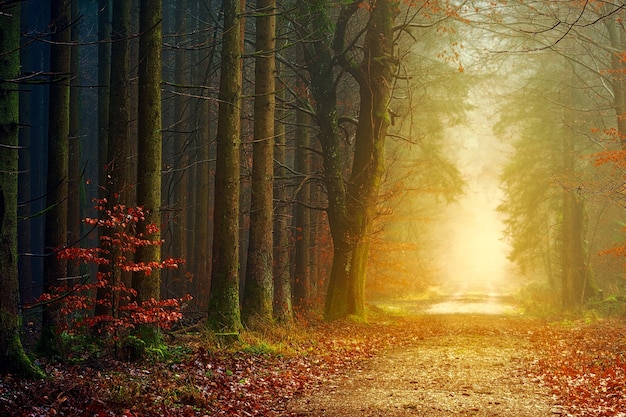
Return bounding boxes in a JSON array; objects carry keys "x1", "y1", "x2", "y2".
[{"x1": 286, "y1": 313, "x2": 556, "y2": 416}]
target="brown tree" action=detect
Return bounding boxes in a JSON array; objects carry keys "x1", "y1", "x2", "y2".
[
  {"x1": 0, "y1": 1, "x2": 44, "y2": 378},
  {"x1": 132, "y1": 0, "x2": 163, "y2": 344},
  {"x1": 298, "y1": 0, "x2": 399, "y2": 319},
  {"x1": 39, "y1": 0, "x2": 71, "y2": 353},
  {"x1": 95, "y1": 0, "x2": 133, "y2": 322},
  {"x1": 207, "y1": 0, "x2": 244, "y2": 333},
  {"x1": 272, "y1": 33, "x2": 292, "y2": 323},
  {"x1": 67, "y1": 0, "x2": 81, "y2": 282},
  {"x1": 242, "y1": 0, "x2": 277, "y2": 327}
]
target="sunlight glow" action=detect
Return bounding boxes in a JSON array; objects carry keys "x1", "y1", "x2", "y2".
[
  {"x1": 425, "y1": 294, "x2": 518, "y2": 315},
  {"x1": 436, "y1": 106, "x2": 516, "y2": 299}
]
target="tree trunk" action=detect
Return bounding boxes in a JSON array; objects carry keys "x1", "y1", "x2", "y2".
[
  {"x1": 40, "y1": 0, "x2": 72, "y2": 353},
  {"x1": 18, "y1": 7, "x2": 33, "y2": 306},
  {"x1": 561, "y1": 190, "x2": 596, "y2": 310},
  {"x1": 560, "y1": 97, "x2": 597, "y2": 311},
  {"x1": 272, "y1": 42, "x2": 292, "y2": 323},
  {"x1": 97, "y1": 0, "x2": 111, "y2": 205},
  {"x1": 132, "y1": 0, "x2": 163, "y2": 344},
  {"x1": 67, "y1": 0, "x2": 81, "y2": 283},
  {"x1": 95, "y1": 0, "x2": 132, "y2": 323},
  {"x1": 193, "y1": 0, "x2": 219, "y2": 311},
  {"x1": 606, "y1": 7, "x2": 626, "y2": 146},
  {"x1": 321, "y1": 0, "x2": 399, "y2": 320},
  {"x1": 293, "y1": 104, "x2": 311, "y2": 311},
  {"x1": 343, "y1": 0, "x2": 397, "y2": 318},
  {"x1": 242, "y1": 0, "x2": 276, "y2": 327},
  {"x1": 172, "y1": 0, "x2": 189, "y2": 299},
  {"x1": 0, "y1": 2, "x2": 44, "y2": 378},
  {"x1": 207, "y1": 0, "x2": 244, "y2": 334}
]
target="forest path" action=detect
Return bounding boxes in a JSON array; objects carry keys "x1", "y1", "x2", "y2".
[{"x1": 285, "y1": 312, "x2": 557, "y2": 416}]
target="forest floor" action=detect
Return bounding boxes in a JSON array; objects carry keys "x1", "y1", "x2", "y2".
[{"x1": 2, "y1": 296, "x2": 626, "y2": 416}]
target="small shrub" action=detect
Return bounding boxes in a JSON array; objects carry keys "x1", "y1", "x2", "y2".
[
  {"x1": 516, "y1": 281, "x2": 560, "y2": 316},
  {"x1": 31, "y1": 199, "x2": 191, "y2": 353},
  {"x1": 119, "y1": 335, "x2": 146, "y2": 362}
]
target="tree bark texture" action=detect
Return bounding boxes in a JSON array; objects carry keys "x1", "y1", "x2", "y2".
[
  {"x1": 192, "y1": 0, "x2": 219, "y2": 311},
  {"x1": 243, "y1": 0, "x2": 277, "y2": 326},
  {"x1": 208, "y1": 0, "x2": 244, "y2": 333},
  {"x1": 98, "y1": 0, "x2": 111, "y2": 201},
  {"x1": 313, "y1": 0, "x2": 398, "y2": 320},
  {"x1": 293, "y1": 104, "x2": 311, "y2": 311},
  {"x1": 606, "y1": 7, "x2": 626, "y2": 146},
  {"x1": 67, "y1": 0, "x2": 81, "y2": 281},
  {"x1": 560, "y1": 96, "x2": 597, "y2": 311},
  {"x1": 272, "y1": 57, "x2": 292, "y2": 323},
  {"x1": 170, "y1": 0, "x2": 189, "y2": 299},
  {"x1": 133, "y1": 0, "x2": 163, "y2": 344},
  {"x1": 0, "y1": 2, "x2": 44, "y2": 378},
  {"x1": 96, "y1": 0, "x2": 133, "y2": 322},
  {"x1": 40, "y1": 0, "x2": 72, "y2": 352}
]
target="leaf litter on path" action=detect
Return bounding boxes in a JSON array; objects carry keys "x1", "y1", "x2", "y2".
[
  {"x1": 2, "y1": 311, "x2": 626, "y2": 416},
  {"x1": 285, "y1": 314, "x2": 555, "y2": 416}
]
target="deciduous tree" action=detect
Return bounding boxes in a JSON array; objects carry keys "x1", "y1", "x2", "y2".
[{"x1": 297, "y1": 0, "x2": 400, "y2": 320}]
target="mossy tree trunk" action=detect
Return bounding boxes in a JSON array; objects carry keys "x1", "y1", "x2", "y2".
[
  {"x1": 172, "y1": 0, "x2": 189, "y2": 299},
  {"x1": 242, "y1": 0, "x2": 276, "y2": 327},
  {"x1": 272, "y1": 46, "x2": 292, "y2": 323},
  {"x1": 341, "y1": 0, "x2": 398, "y2": 318},
  {"x1": 560, "y1": 76, "x2": 597, "y2": 311},
  {"x1": 0, "y1": 2, "x2": 44, "y2": 378},
  {"x1": 207, "y1": 0, "x2": 244, "y2": 334},
  {"x1": 40, "y1": 0, "x2": 72, "y2": 354},
  {"x1": 293, "y1": 60, "x2": 312, "y2": 312},
  {"x1": 95, "y1": 0, "x2": 132, "y2": 324},
  {"x1": 192, "y1": 0, "x2": 218, "y2": 311},
  {"x1": 300, "y1": 0, "x2": 398, "y2": 320},
  {"x1": 132, "y1": 0, "x2": 163, "y2": 345},
  {"x1": 67, "y1": 0, "x2": 81, "y2": 282},
  {"x1": 297, "y1": 0, "x2": 350, "y2": 321},
  {"x1": 97, "y1": 0, "x2": 111, "y2": 202}
]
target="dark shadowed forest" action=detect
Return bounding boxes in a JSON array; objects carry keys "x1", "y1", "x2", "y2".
[{"x1": 1, "y1": 0, "x2": 626, "y2": 415}]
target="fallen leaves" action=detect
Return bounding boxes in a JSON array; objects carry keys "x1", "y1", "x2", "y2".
[
  {"x1": 3, "y1": 314, "x2": 626, "y2": 416},
  {"x1": 529, "y1": 319, "x2": 626, "y2": 416},
  {"x1": 0, "y1": 318, "x2": 395, "y2": 417}
]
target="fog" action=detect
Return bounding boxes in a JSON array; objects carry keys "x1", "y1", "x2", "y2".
[{"x1": 435, "y1": 103, "x2": 516, "y2": 297}]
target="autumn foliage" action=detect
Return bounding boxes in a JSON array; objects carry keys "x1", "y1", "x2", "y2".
[
  {"x1": 33, "y1": 199, "x2": 190, "y2": 338},
  {"x1": 530, "y1": 320, "x2": 626, "y2": 416}
]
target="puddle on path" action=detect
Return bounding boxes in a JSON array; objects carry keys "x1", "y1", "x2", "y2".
[
  {"x1": 375, "y1": 293, "x2": 521, "y2": 316},
  {"x1": 425, "y1": 294, "x2": 518, "y2": 315}
]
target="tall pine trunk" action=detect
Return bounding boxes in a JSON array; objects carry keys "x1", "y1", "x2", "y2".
[
  {"x1": 242, "y1": 0, "x2": 276, "y2": 327},
  {"x1": 193, "y1": 0, "x2": 219, "y2": 310},
  {"x1": 97, "y1": 0, "x2": 111, "y2": 205},
  {"x1": 0, "y1": 2, "x2": 44, "y2": 378},
  {"x1": 172, "y1": 0, "x2": 189, "y2": 299},
  {"x1": 272, "y1": 42, "x2": 292, "y2": 323},
  {"x1": 95, "y1": 0, "x2": 132, "y2": 324},
  {"x1": 67, "y1": 0, "x2": 81, "y2": 282},
  {"x1": 132, "y1": 0, "x2": 163, "y2": 344},
  {"x1": 40, "y1": 0, "x2": 71, "y2": 353},
  {"x1": 560, "y1": 70, "x2": 597, "y2": 311},
  {"x1": 293, "y1": 104, "x2": 311, "y2": 311},
  {"x1": 207, "y1": 0, "x2": 244, "y2": 333},
  {"x1": 607, "y1": 7, "x2": 626, "y2": 145}
]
